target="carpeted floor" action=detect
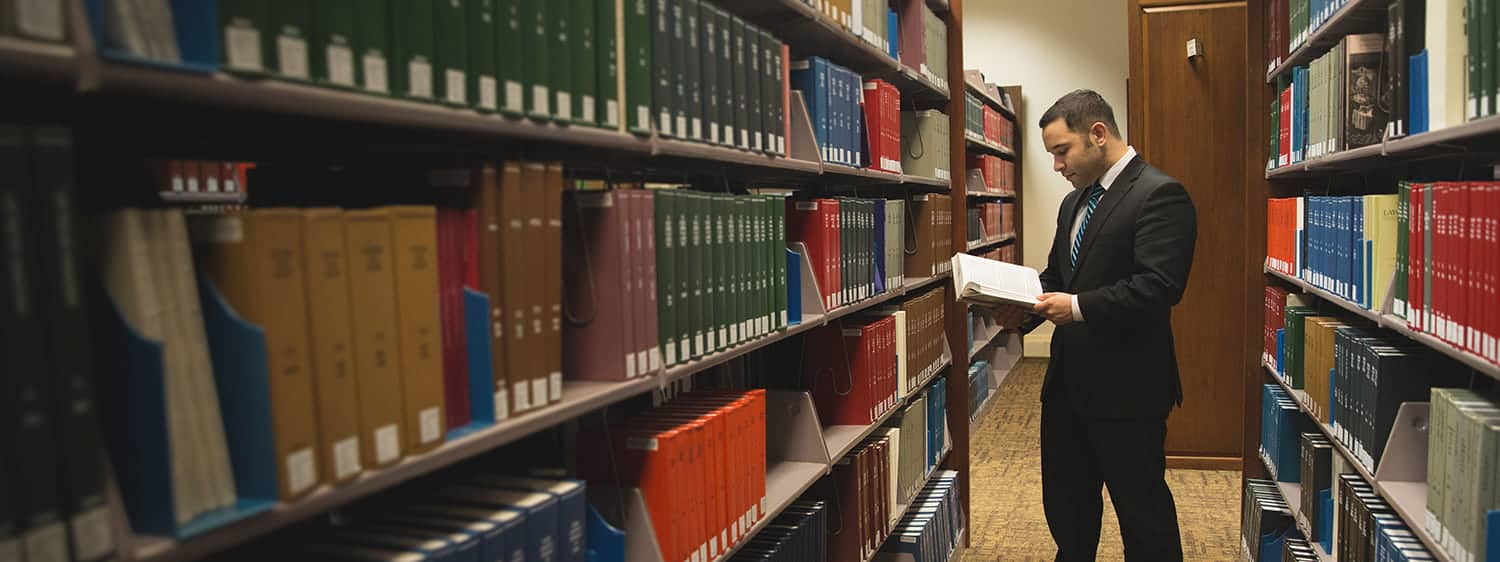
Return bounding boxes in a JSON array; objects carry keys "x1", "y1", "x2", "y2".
[{"x1": 957, "y1": 359, "x2": 1242, "y2": 561}]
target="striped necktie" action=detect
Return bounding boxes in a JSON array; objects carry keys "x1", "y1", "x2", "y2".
[{"x1": 1071, "y1": 183, "x2": 1105, "y2": 268}]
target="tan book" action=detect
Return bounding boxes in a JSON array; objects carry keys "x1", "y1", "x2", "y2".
[
  {"x1": 477, "y1": 165, "x2": 510, "y2": 419},
  {"x1": 543, "y1": 163, "x2": 566, "y2": 403},
  {"x1": 343, "y1": 209, "x2": 406, "y2": 468},
  {"x1": 499, "y1": 163, "x2": 535, "y2": 414},
  {"x1": 195, "y1": 209, "x2": 321, "y2": 500},
  {"x1": 300, "y1": 208, "x2": 363, "y2": 484},
  {"x1": 520, "y1": 163, "x2": 549, "y2": 407},
  {"x1": 386, "y1": 205, "x2": 446, "y2": 454}
]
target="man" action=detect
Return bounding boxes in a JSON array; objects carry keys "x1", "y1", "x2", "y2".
[{"x1": 1014, "y1": 89, "x2": 1198, "y2": 561}]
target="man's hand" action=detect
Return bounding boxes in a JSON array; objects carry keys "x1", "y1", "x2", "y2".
[{"x1": 1034, "y1": 292, "x2": 1075, "y2": 326}]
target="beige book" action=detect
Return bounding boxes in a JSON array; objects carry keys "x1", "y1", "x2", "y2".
[
  {"x1": 301, "y1": 208, "x2": 364, "y2": 484},
  {"x1": 385, "y1": 206, "x2": 446, "y2": 454},
  {"x1": 344, "y1": 210, "x2": 407, "y2": 468}
]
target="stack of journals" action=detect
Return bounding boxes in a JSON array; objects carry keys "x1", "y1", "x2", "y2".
[
  {"x1": 898, "y1": 286, "x2": 950, "y2": 395},
  {"x1": 791, "y1": 56, "x2": 866, "y2": 168},
  {"x1": 578, "y1": 390, "x2": 768, "y2": 562},
  {"x1": 804, "y1": 316, "x2": 900, "y2": 427},
  {"x1": 1260, "y1": 385, "x2": 1314, "y2": 483},
  {"x1": 786, "y1": 196, "x2": 907, "y2": 312},
  {"x1": 1394, "y1": 182, "x2": 1500, "y2": 367},
  {"x1": 656, "y1": 1, "x2": 790, "y2": 155},
  {"x1": 876, "y1": 471, "x2": 965, "y2": 562},
  {"x1": 967, "y1": 154, "x2": 1014, "y2": 194},
  {"x1": 900, "y1": 194, "x2": 953, "y2": 281},
  {"x1": 566, "y1": 188, "x2": 791, "y2": 379},
  {"x1": 274, "y1": 473, "x2": 585, "y2": 562},
  {"x1": 1298, "y1": 433, "x2": 1333, "y2": 552},
  {"x1": 1, "y1": 126, "x2": 115, "y2": 562},
  {"x1": 901, "y1": 110, "x2": 952, "y2": 181},
  {"x1": 1335, "y1": 474, "x2": 1406, "y2": 562},
  {"x1": 1426, "y1": 389, "x2": 1500, "y2": 562},
  {"x1": 1373, "y1": 520, "x2": 1438, "y2": 562},
  {"x1": 1264, "y1": 284, "x2": 1291, "y2": 369},
  {"x1": 814, "y1": 0, "x2": 902, "y2": 58},
  {"x1": 898, "y1": 0, "x2": 947, "y2": 89},
  {"x1": 1241, "y1": 478, "x2": 1298, "y2": 562},
  {"x1": 983, "y1": 103, "x2": 1013, "y2": 149},
  {"x1": 728, "y1": 501, "x2": 827, "y2": 562},
  {"x1": 819, "y1": 432, "x2": 895, "y2": 562}
]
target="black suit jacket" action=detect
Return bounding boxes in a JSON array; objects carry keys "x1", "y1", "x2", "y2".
[{"x1": 1024, "y1": 155, "x2": 1198, "y2": 420}]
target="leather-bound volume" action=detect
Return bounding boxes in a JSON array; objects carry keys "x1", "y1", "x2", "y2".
[
  {"x1": 476, "y1": 165, "x2": 509, "y2": 418},
  {"x1": 543, "y1": 163, "x2": 566, "y2": 402}
]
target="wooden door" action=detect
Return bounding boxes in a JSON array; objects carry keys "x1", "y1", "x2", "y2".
[{"x1": 1129, "y1": 0, "x2": 1248, "y2": 464}]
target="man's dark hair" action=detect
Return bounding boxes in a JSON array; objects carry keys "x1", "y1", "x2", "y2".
[{"x1": 1038, "y1": 89, "x2": 1121, "y2": 138}]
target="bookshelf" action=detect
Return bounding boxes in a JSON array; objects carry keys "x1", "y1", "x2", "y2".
[
  {"x1": 1, "y1": 0, "x2": 983, "y2": 560},
  {"x1": 1263, "y1": 0, "x2": 1383, "y2": 82}
]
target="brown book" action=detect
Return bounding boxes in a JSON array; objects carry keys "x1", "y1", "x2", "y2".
[
  {"x1": 343, "y1": 210, "x2": 406, "y2": 469},
  {"x1": 543, "y1": 163, "x2": 565, "y2": 402},
  {"x1": 520, "y1": 163, "x2": 549, "y2": 407},
  {"x1": 562, "y1": 189, "x2": 633, "y2": 381},
  {"x1": 196, "y1": 209, "x2": 320, "y2": 500},
  {"x1": 299, "y1": 208, "x2": 363, "y2": 485},
  {"x1": 385, "y1": 205, "x2": 446, "y2": 454},
  {"x1": 498, "y1": 163, "x2": 535, "y2": 414},
  {"x1": 903, "y1": 194, "x2": 935, "y2": 279},
  {"x1": 477, "y1": 165, "x2": 509, "y2": 419}
]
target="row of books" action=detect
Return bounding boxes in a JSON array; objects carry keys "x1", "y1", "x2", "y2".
[
  {"x1": 968, "y1": 154, "x2": 1015, "y2": 194},
  {"x1": 566, "y1": 189, "x2": 793, "y2": 382},
  {"x1": 802, "y1": 0, "x2": 950, "y2": 89},
  {"x1": 239, "y1": 472, "x2": 589, "y2": 562},
  {"x1": 1268, "y1": 287, "x2": 1469, "y2": 467},
  {"x1": 1337, "y1": 473, "x2": 1435, "y2": 562},
  {"x1": 1427, "y1": 388, "x2": 1500, "y2": 562},
  {"x1": 967, "y1": 358, "x2": 993, "y2": 419},
  {"x1": 727, "y1": 501, "x2": 827, "y2": 562},
  {"x1": 964, "y1": 201, "x2": 1014, "y2": 243},
  {"x1": 1265, "y1": 182, "x2": 1500, "y2": 368},
  {"x1": 802, "y1": 286, "x2": 948, "y2": 427},
  {"x1": 1260, "y1": 384, "x2": 1315, "y2": 483},
  {"x1": 153, "y1": 159, "x2": 252, "y2": 198},
  {"x1": 1270, "y1": 33, "x2": 1385, "y2": 169},
  {"x1": 578, "y1": 389, "x2": 768, "y2": 562},
  {"x1": 1298, "y1": 433, "x2": 1334, "y2": 555},
  {"x1": 901, "y1": 110, "x2": 953, "y2": 181},
  {"x1": 962, "y1": 94, "x2": 1014, "y2": 150},
  {"x1": 787, "y1": 194, "x2": 946, "y2": 312},
  {"x1": 1265, "y1": 0, "x2": 1354, "y2": 67},
  {"x1": 876, "y1": 471, "x2": 964, "y2": 562},
  {"x1": 794, "y1": 57, "x2": 871, "y2": 168},
  {"x1": 0, "y1": 126, "x2": 115, "y2": 562},
  {"x1": 974, "y1": 244, "x2": 1016, "y2": 265},
  {"x1": 1242, "y1": 478, "x2": 1298, "y2": 562}
]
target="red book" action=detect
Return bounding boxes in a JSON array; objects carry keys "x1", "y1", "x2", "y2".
[
  {"x1": 788, "y1": 199, "x2": 830, "y2": 310},
  {"x1": 463, "y1": 209, "x2": 480, "y2": 288},
  {"x1": 882, "y1": 81, "x2": 901, "y2": 173},
  {"x1": 823, "y1": 198, "x2": 843, "y2": 309},
  {"x1": 639, "y1": 190, "x2": 661, "y2": 373},
  {"x1": 1279, "y1": 85, "x2": 1292, "y2": 166},
  {"x1": 562, "y1": 190, "x2": 632, "y2": 381},
  {"x1": 782, "y1": 44, "x2": 792, "y2": 158},
  {"x1": 1410, "y1": 183, "x2": 1424, "y2": 331},
  {"x1": 438, "y1": 209, "x2": 471, "y2": 430}
]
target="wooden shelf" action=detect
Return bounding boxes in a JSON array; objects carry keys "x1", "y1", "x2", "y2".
[
  {"x1": 1263, "y1": 265, "x2": 1500, "y2": 381},
  {"x1": 1263, "y1": 0, "x2": 1384, "y2": 83},
  {"x1": 0, "y1": 36, "x2": 78, "y2": 86},
  {"x1": 966, "y1": 190, "x2": 1016, "y2": 200},
  {"x1": 965, "y1": 132, "x2": 1016, "y2": 159},
  {"x1": 122, "y1": 272, "x2": 950, "y2": 562},
  {"x1": 1260, "y1": 363, "x2": 1452, "y2": 561},
  {"x1": 966, "y1": 233, "x2": 1016, "y2": 252},
  {"x1": 1263, "y1": 114, "x2": 1500, "y2": 178}
]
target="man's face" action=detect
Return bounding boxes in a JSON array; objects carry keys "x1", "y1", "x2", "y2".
[{"x1": 1042, "y1": 119, "x2": 1108, "y2": 190}]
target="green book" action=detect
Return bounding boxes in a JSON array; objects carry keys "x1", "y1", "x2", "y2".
[
  {"x1": 391, "y1": 0, "x2": 436, "y2": 101},
  {"x1": 684, "y1": 0, "x2": 703, "y2": 141},
  {"x1": 655, "y1": 191, "x2": 678, "y2": 365},
  {"x1": 313, "y1": 0, "x2": 358, "y2": 89},
  {"x1": 747, "y1": 23, "x2": 764, "y2": 153},
  {"x1": 759, "y1": 196, "x2": 772, "y2": 335},
  {"x1": 675, "y1": 189, "x2": 692, "y2": 361},
  {"x1": 670, "y1": 0, "x2": 687, "y2": 138},
  {"x1": 1394, "y1": 182, "x2": 1409, "y2": 318},
  {"x1": 716, "y1": 9, "x2": 734, "y2": 146},
  {"x1": 704, "y1": 193, "x2": 720, "y2": 351},
  {"x1": 596, "y1": 0, "x2": 621, "y2": 129},
  {"x1": 651, "y1": 0, "x2": 674, "y2": 137},
  {"x1": 690, "y1": 191, "x2": 707, "y2": 357},
  {"x1": 521, "y1": 0, "x2": 551, "y2": 118},
  {"x1": 1470, "y1": 0, "x2": 1482, "y2": 119},
  {"x1": 774, "y1": 196, "x2": 787, "y2": 329},
  {"x1": 760, "y1": 31, "x2": 779, "y2": 155},
  {"x1": 497, "y1": 0, "x2": 526, "y2": 115},
  {"x1": 468, "y1": 0, "x2": 499, "y2": 112},
  {"x1": 552, "y1": 0, "x2": 574, "y2": 122},
  {"x1": 270, "y1": 0, "x2": 314, "y2": 81},
  {"x1": 573, "y1": 0, "x2": 597, "y2": 125},
  {"x1": 717, "y1": 195, "x2": 732, "y2": 347},
  {"x1": 624, "y1": 0, "x2": 653, "y2": 134},
  {"x1": 437, "y1": 0, "x2": 469, "y2": 107},
  {"x1": 1283, "y1": 305, "x2": 1316, "y2": 388},
  {"x1": 356, "y1": 0, "x2": 392, "y2": 95},
  {"x1": 701, "y1": 4, "x2": 720, "y2": 144},
  {"x1": 732, "y1": 16, "x2": 749, "y2": 149},
  {"x1": 221, "y1": 0, "x2": 270, "y2": 74}
]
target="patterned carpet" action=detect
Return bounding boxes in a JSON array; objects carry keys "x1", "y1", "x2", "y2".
[{"x1": 957, "y1": 359, "x2": 1242, "y2": 561}]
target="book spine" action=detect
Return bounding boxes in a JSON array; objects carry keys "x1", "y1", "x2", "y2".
[
  {"x1": 651, "y1": 0, "x2": 674, "y2": 136},
  {"x1": 574, "y1": 0, "x2": 597, "y2": 125},
  {"x1": 437, "y1": 0, "x2": 470, "y2": 107},
  {"x1": 468, "y1": 0, "x2": 499, "y2": 111},
  {"x1": 521, "y1": 0, "x2": 551, "y2": 118},
  {"x1": 497, "y1": 0, "x2": 526, "y2": 115}
]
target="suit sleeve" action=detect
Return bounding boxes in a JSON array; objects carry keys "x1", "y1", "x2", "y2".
[{"x1": 1074, "y1": 181, "x2": 1197, "y2": 329}]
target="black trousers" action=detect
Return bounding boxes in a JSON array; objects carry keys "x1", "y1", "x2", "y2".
[{"x1": 1040, "y1": 386, "x2": 1183, "y2": 562}]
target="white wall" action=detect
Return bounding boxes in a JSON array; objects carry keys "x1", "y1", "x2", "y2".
[{"x1": 963, "y1": 0, "x2": 1129, "y2": 356}]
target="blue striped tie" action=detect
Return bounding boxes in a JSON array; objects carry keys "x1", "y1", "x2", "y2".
[{"x1": 1071, "y1": 183, "x2": 1105, "y2": 268}]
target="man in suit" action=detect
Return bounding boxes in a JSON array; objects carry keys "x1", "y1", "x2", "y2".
[{"x1": 1012, "y1": 89, "x2": 1198, "y2": 561}]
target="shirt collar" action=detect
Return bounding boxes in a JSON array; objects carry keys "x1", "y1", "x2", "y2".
[{"x1": 1099, "y1": 145, "x2": 1136, "y2": 191}]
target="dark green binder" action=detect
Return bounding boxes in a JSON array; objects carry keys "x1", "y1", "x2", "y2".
[
  {"x1": 596, "y1": 0, "x2": 620, "y2": 129},
  {"x1": 701, "y1": 5, "x2": 720, "y2": 144},
  {"x1": 746, "y1": 22, "x2": 763, "y2": 152},
  {"x1": 270, "y1": 0, "x2": 314, "y2": 81},
  {"x1": 391, "y1": 0, "x2": 436, "y2": 101},
  {"x1": 468, "y1": 0, "x2": 499, "y2": 112},
  {"x1": 497, "y1": 0, "x2": 526, "y2": 115},
  {"x1": 437, "y1": 0, "x2": 469, "y2": 107},
  {"x1": 716, "y1": 8, "x2": 733, "y2": 146},
  {"x1": 655, "y1": 191, "x2": 678, "y2": 365},
  {"x1": 313, "y1": 0, "x2": 358, "y2": 89},
  {"x1": 355, "y1": 0, "x2": 390, "y2": 95},
  {"x1": 684, "y1": 0, "x2": 703, "y2": 141},
  {"x1": 625, "y1": 0, "x2": 653, "y2": 134},
  {"x1": 551, "y1": 0, "x2": 574, "y2": 122},
  {"x1": 220, "y1": 0, "x2": 271, "y2": 75},
  {"x1": 651, "y1": 0, "x2": 674, "y2": 137},
  {"x1": 732, "y1": 16, "x2": 750, "y2": 149},
  {"x1": 521, "y1": 0, "x2": 551, "y2": 118},
  {"x1": 573, "y1": 0, "x2": 597, "y2": 125},
  {"x1": 670, "y1": 0, "x2": 687, "y2": 139}
]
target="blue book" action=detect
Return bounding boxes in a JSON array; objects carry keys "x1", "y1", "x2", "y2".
[
  {"x1": 785, "y1": 248, "x2": 801, "y2": 325},
  {"x1": 1411, "y1": 52, "x2": 1429, "y2": 134},
  {"x1": 927, "y1": 379, "x2": 947, "y2": 469},
  {"x1": 887, "y1": 9, "x2": 899, "y2": 59},
  {"x1": 472, "y1": 476, "x2": 588, "y2": 562},
  {"x1": 362, "y1": 523, "x2": 480, "y2": 562},
  {"x1": 436, "y1": 487, "x2": 560, "y2": 562},
  {"x1": 790, "y1": 58, "x2": 831, "y2": 164},
  {"x1": 328, "y1": 528, "x2": 455, "y2": 562},
  {"x1": 403, "y1": 504, "x2": 528, "y2": 562}
]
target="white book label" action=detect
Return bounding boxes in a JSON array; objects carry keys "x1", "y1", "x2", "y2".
[
  {"x1": 286, "y1": 447, "x2": 317, "y2": 494},
  {"x1": 375, "y1": 424, "x2": 401, "y2": 464}
]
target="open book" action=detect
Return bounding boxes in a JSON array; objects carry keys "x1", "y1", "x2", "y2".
[{"x1": 951, "y1": 253, "x2": 1043, "y2": 310}]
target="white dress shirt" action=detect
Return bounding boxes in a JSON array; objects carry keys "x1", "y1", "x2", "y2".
[{"x1": 1069, "y1": 146, "x2": 1136, "y2": 322}]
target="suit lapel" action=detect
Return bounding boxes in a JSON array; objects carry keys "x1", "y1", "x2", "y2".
[{"x1": 1067, "y1": 156, "x2": 1146, "y2": 286}]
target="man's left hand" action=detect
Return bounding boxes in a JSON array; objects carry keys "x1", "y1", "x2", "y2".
[{"x1": 1034, "y1": 293, "x2": 1075, "y2": 326}]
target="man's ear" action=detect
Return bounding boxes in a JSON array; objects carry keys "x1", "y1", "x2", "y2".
[{"x1": 1090, "y1": 122, "x2": 1110, "y2": 147}]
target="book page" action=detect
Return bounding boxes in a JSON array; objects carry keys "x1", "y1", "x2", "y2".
[{"x1": 951, "y1": 253, "x2": 1042, "y2": 306}]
